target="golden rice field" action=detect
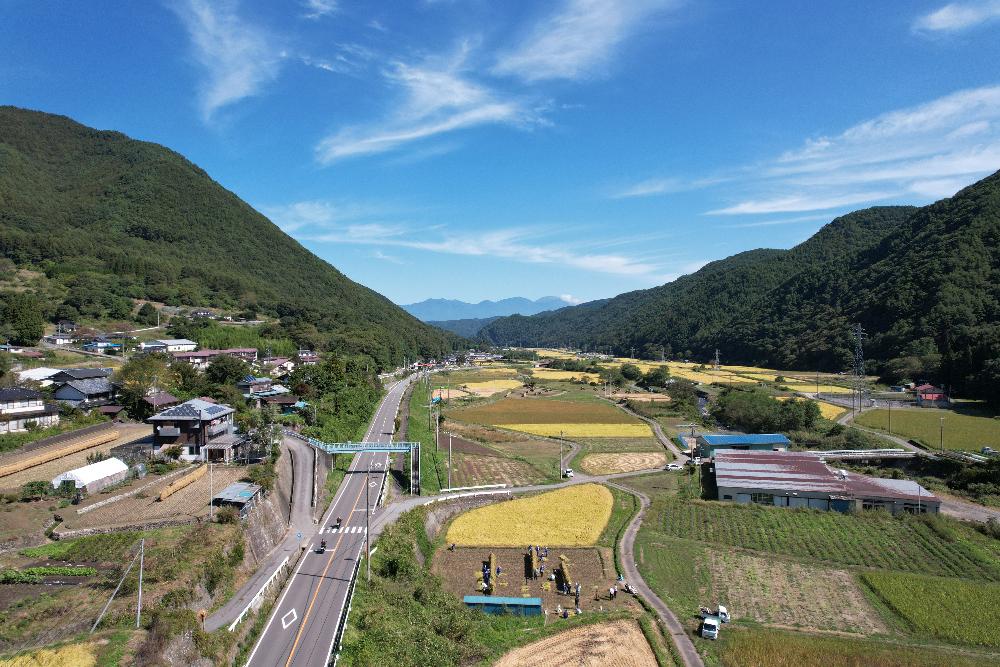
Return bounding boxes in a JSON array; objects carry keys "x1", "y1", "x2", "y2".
[
  {"x1": 810, "y1": 384, "x2": 854, "y2": 395},
  {"x1": 446, "y1": 483, "x2": 613, "y2": 546},
  {"x1": 530, "y1": 368, "x2": 601, "y2": 382},
  {"x1": 0, "y1": 643, "x2": 96, "y2": 667},
  {"x1": 503, "y1": 423, "x2": 653, "y2": 437},
  {"x1": 461, "y1": 379, "x2": 523, "y2": 396},
  {"x1": 776, "y1": 396, "x2": 847, "y2": 420}
]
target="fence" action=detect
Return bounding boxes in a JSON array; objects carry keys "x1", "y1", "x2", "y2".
[{"x1": 227, "y1": 555, "x2": 291, "y2": 632}]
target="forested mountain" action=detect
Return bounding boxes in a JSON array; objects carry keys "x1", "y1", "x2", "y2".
[
  {"x1": 480, "y1": 170, "x2": 1000, "y2": 401},
  {"x1": 402, "y1": 295, "x2": 568, "y2": 321},
  {"x1": 0, "y1": 107, "x2": 459, "y2": 368}
]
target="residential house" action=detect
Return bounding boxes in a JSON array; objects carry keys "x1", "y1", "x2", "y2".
[
  {"x1": 16, "y1": 367, "x2": 60, "y2": 387},
  {"x1": 49, "y1": 368, "x2": 113, "y2": 384},
  {"x1": 190, "y1": 310, "x2": 214, "y2": 319},
  {"x1": 57, "y1": 320, "x2": 79, "y2": 333},
  {"x1": 172, "y1": 347, "x2": 257, "y2": 370},
  {"x1": 237, "y1": 375, "x2": 274, "y2": 394},
  {"x1": 261, "y1": 357, "x2": 295, "y2": 377},
  {"x1": 297, "y1": 350, "x2": 319, "y2": 365},
  {"x1": 81, "y1": 337, "x2": 121, "y2": 353},
  {"x1": 0, "y1": 388, "x2": 60, "y2": 434},
  {"x1": 0, "y1": 344, "x2": 24, "y2": 354},
  {"x1": 138, "y1": 340, "x2": 168, "y2": 354},
  {"x1": 44, "y1": 333, "x2": 75, "y2": 345},
  {"x1": 142, "y1": 391, "x2": 180, "y2": 412},
  {"x1": 261, "y1": 394, "x2": 301, "y2": 415},
  {"x1": 53, "y1": 377, "x2": 118, "y2": 410},
  {"x1": 915, "y1": 384, "x2": 949, "y2": 407},
  {"x1": 148, "y1": 398, "x2": 237, "y2": 460},
  {"x1": 156, "y1": 339, "x2": 198, "y2": 353}
]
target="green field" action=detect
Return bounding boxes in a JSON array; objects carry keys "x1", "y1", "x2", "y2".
[
  {"x1": 856, "y1": 407, "x2": 1000, "y2": 451},
  {"x1": 718, "y1": 627, "x2": 1000, "y2": 667},
  {"x1": 862, "y1": 572, "x2": 1000, "y2": 646},
  {"x1": 647, "y1": 497, "x2": 1000, "y2": 580}
]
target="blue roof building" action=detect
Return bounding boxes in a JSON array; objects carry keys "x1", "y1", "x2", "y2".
[
  {"x1": 463, "y1": 596, "x2": 542, "y2": 616},
  {"x1": 697, "y1": 433, "x2": 790, "y2": 458}
]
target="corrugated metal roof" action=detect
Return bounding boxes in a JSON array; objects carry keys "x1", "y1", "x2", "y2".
[
  {"x1": 714, "y1": 450, "x2": 938, "y2": 502},
  {"x1": 213, "y1": 482, "x2": 261, "y2": 504},
  {"x1": 702, "y1": 433, "x2": 791, "y2": 446}
]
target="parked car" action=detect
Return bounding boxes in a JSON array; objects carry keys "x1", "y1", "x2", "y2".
[
  {"x1": 563, "y1": 468, "x2": 574, "y2": 478},
  {"x1": 666, "y1": 463, "x2": 683, "y2": 471},
  {"x1": 983, "y1": 447, "x2": 997, "y2": 456}
]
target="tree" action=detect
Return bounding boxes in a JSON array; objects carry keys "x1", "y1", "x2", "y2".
[
  {"x1": 136, "y1": 302, "x2": 158, "y2": 326},
  {"x1": 205, "y1": 355, "x2": 251, "y2": 386},
  {"x1": 1, "y1": 293, "x2": 44, "y2": 345},
  {"x1": 114, "y1": 353, "x2": 180, "y2": 418},
  {"x1": 640, "y1": 366, "x2": 671, "y2": 388},
  {"x1": 0, "y1": 352, "x2": 10, "y2": 383},
  {"x1": 620, "y1": 363, "x2": 642, "y2": 381}
]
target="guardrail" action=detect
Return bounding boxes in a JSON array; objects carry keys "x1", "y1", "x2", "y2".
[
  {"x1": 438, "y1": 483, "x2": 507, "y2": 493},
  {"x1": 227, "y1": 554, "x2": 291, "y2": 632}
]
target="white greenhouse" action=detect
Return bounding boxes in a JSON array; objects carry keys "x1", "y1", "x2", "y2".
[{"x1": 52, "y1": 457, "x2": 129, "y2": 494}]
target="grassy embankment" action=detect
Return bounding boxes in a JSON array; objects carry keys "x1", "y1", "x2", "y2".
[{"x1": 408, "y1": 380, "x2": 448, "y2": 494}]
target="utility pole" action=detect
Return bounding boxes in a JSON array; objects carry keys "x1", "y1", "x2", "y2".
[
  {"x1": 888, "y1": 400, "x2": 892, "y2": 434},
  {"x1": 209, "y1": 462, "x2": 214, "y2": 521},
  {"x1": 448, "y1": 433, "x2": 453, "y2": 489},
  {"x1": 939, "y1": 417, "x2": 944, "y2": 454},
  {"x1": 136, "y1": 538, "x2": 144, "y2": 628},
  {"x1": 435, "y1": 407, "x2": 439, "y2": 452}
]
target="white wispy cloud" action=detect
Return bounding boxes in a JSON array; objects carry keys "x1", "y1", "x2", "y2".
[
  {"x1": 316, "y1": 44, "x2": 540, "y2": 163},
  {"x1": 302, "y1": 0, "x2": 337, "y2": 20},
  {"x1": 722, "y1": 213, "x2": 835, "y2": 229},
  {"x1": 493, "y1": 0, "x2": 676, "y2": 82},
  {"x1": 704, "y1": 85, "x2": 1000, "y2": 215},
  {"x1": 913, "y1": 1, "x2": 1000, "y2": 32},
  {"x1": 259, "y1": 199, "x2": 397, "y2": 233},
  {"x1": 372, "y1": 250, "x2": 405, "y2": 264},
  {"x1": 172, "y1": 0, "x2": 283, "y2": 121},
  {"x1": 559, "y1": 294, "x2": 584, "y2": 304},
  {"x1": 611, "y1": 175, "x2": 727, "y2": 199}
]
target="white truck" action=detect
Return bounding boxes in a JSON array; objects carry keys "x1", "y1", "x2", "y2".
[{"x1": 699, "y1": 605, "x2": 730, "y2": 639}]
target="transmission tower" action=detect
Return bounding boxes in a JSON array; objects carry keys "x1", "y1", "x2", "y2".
[
  {"x1": 851, "y1": 324, "x2": 867, "y2": 416},
  {"x1": 713, "y1": 348, "x2": 721, "y2": 371}
]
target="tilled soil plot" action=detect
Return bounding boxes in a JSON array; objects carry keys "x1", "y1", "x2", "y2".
[
  {"x1": 433, "y1": 546, "x2": 641, "y2": 614},
  {"x1": 451, "y1": 454, "x2": 543, "y2": 487},
  {"x1": 494, "y1": 619, "x2": 657, "y2": 667}
]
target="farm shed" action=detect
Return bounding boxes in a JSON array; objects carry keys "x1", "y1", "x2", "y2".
[
  {"x1": 211, "y1": 482, "x2": 262, "y2": 518},
  {"x1": 713, "y1": 450, "x2": 939, "y2": 515},
  {"x1": 697, "y1": 433, "x2": 790, "y2": 458},
  {"x1": 52, "y1": 457, "x2": 129, "y2": 494},
  {"x1": 463, "y1": 595, "x2": 542, "y2": 616}
]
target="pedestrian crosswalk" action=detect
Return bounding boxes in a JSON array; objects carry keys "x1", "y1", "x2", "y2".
[{"x1": 322, "y1": 525, "x2": 367, "y2": 534}]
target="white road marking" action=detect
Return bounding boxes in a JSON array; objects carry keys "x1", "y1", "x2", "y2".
[{"x1": 281, "y1": 608, "x2": 298, "y2": 630}]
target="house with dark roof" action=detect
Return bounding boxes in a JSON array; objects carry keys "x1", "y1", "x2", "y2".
[
  {"x1": 147, "y1": 398, "x2": 237, "y2": 460},
  {"x1": 53, "y1": 377, "x2": 118, "y2": 410},
  {"x1": 696, "y1": 433, "x2": 791, "y2": 458},
  {"x1": 0, "y1": 387, "x2": 60, "y2": 433},
  {"x1": 49, "y1": 368, "x2": 113, "y2": 384}
]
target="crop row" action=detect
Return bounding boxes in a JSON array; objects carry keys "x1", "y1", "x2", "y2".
[
  {"x1": 651, "y1": 498, "x2": 1000, "y2": 580},
  {"x1": 862, "y1": 571, "x2": 1000, "y2": 646}
]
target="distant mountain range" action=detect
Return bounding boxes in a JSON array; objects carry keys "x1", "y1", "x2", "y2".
[
  {"x1": 402, "y1": 296, "x2": 571, "y2": 322},
  {"x1": 479, "y1": 170, "x2": 1000, "y2": 403},
  {"x1": 0, "y1": 106, "x2": 458, "y2": 367}
]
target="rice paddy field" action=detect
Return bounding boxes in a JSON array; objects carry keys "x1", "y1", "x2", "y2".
[
  {"x1": 856, "y1": 407, "x2": 1000, "y2": 451},
  {"x1": 452, "y1": 396, "x2": 637, "y2": 425},
  {"x1": 446, "y1": 484, "x2": 613, "y2": 546},
  {"x1": 494, "y1": 620, "x2": 657, "y2": 667},
  {"x1": 861, "y1": 572, "x2": 1000, "y2": 646},
  {"x1": 647, "y1": 497, "x2": 1000, "y2": 580},
  {"x1": 530, "y1": 368, "x2": 601, "y2": 383}
]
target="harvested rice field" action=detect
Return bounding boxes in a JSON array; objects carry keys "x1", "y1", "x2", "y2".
[
  {"x1": 580, "y1": 452, "x2": 667, "y2": 475},
  {"x1": 453, "y1": 397, "x2": 636, "y2": 424},
  {"x1": 447, "y1": 484, "x2": 613, "y2": 546},
  {"x1": 530, "y1": 368, "x2": 601, "y2": 383},
  {"x1": 776, "y1": 396, "x2": 847, "y2": 421},
  {"x1": 504, "y1": 423, "x2": 653, "y2": 437},
  {"x1": 493, "y1": 620, "x2": 656, "y2": 667},
  {"x1": 460, "y1": 379, "x2": 522, "y2": 396},
  {"x1": 450, "y1": 454, "x2": 545, "y2": 487},
  {"x1": 60, "y1": 465, "x2": 248, "y2": 530}
]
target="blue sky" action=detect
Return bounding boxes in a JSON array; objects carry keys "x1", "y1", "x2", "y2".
[{"x1": 3, "y1": 1, "x2": 1000, "y2": 306}]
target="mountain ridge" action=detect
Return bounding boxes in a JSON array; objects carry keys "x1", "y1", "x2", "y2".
[
  {"x1": 479, "y1": 173, "x2": 1000, "y2": 402},
  {"x1": 0, "y1": 106, "x2": 459, "y2": 368},
  {"x1": 402, "y1": 295, "x2": 571, "y2": 321}
]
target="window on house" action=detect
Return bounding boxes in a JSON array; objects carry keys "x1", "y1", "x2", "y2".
[{"x1": 750, "y1": 492, "x2": 774, "y2": 505}]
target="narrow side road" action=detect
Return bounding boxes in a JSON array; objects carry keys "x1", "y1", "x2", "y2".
[{"x1": 607, "y1": 481, "x2": 704, "y2": 667}]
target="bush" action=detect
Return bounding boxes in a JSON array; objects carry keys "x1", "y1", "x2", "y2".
[{"x1": 216, "y1": 506, "x2": 239, "y2": 524}]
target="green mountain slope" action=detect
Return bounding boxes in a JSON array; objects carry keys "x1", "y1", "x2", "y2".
[
  {"x1": 481, "y1": 172, "x2": 1000, "y2": 400},
  {"x1": 0, "y1": 106, "x2": 458, "y2": 367}
]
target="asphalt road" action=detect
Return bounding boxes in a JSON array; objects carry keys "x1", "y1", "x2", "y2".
[{"x1": 245, "y1": 377, "x2": 411, "y2": 667}]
